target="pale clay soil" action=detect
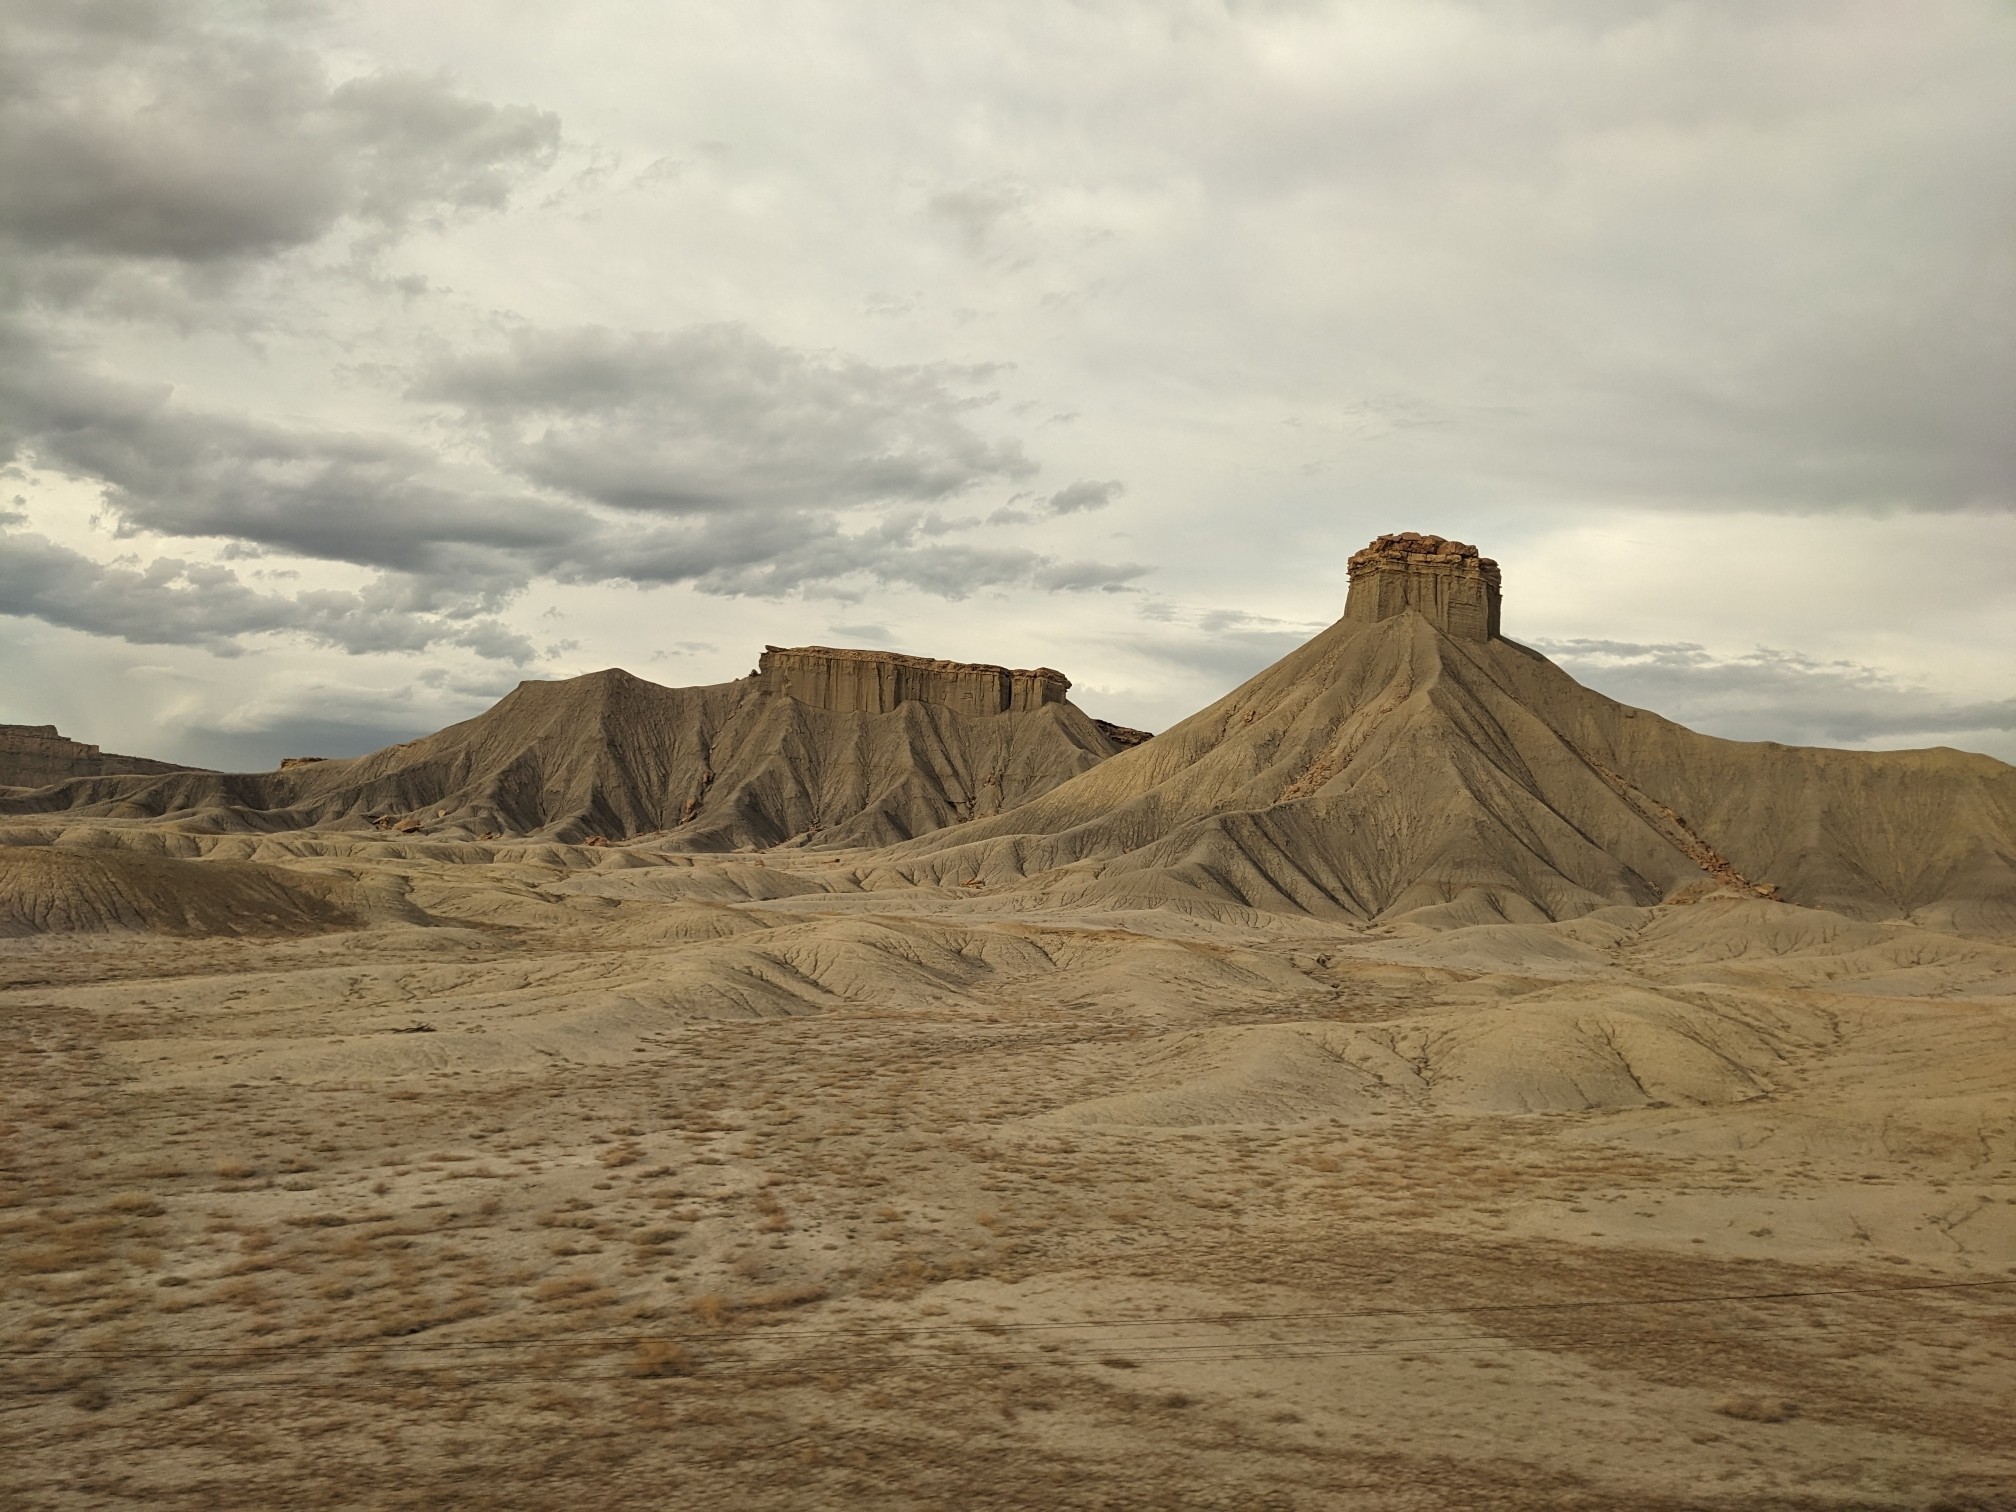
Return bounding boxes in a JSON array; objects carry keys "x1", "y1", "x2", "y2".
[{"x1": 3, "y1": 835, "x2": 2013, "y2": 1511}]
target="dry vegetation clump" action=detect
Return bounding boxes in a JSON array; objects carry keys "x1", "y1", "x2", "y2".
[
  {"x1": 531, "y1": 1273, "x2": 605, "y2": 1304},
  {"x1": 1713, "y1": 1394, "x2": 1801, "y2": 1423},
  {"x1": 627, "y1": 1338, "x2": 696, "y2": 1377}
]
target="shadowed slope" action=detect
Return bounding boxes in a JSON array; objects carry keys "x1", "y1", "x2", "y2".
[{"x1": 0, "y1": 846, "x2": 397, "y2": 937}]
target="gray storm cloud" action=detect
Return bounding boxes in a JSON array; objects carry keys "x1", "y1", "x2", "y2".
[
  {"x1": 411, "y1": 324, "x2": 1037, "y2": 516},
  {"x1": 0, "y1": 529, "x2": 534, "y2": 661},
  {"x1": 0, "y1": 3, "x2": 559, "y2": 262}
]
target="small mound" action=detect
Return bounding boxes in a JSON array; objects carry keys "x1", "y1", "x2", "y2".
[
  {"x1": 1040, "y1": 983, "x2": 1804, "y2": 1127},
  {"x1": 0, "y1": 846, "x2": 364, "y2": 938}
]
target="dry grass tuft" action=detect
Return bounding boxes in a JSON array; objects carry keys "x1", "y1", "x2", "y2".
[
  {"x1": 745, "y1": 1283, "x2": 826, "y2": 1311},
  {"x1": 533, "y1": 1273, "x2": 602, "y2": 1302},
  {"x1": 627, "y1": 1339, "x2": 696, "y2": 1378},
  {"x1": 1714, "y1": 1395, "x2": 1800, "y2": 1423}
]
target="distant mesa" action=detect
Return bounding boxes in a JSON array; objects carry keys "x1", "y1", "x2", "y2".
[
  {"x1": 758, "y1": 645, "x2": 1071, "y2": 717},
  {"x1": 0, "y1": 722, "x2": 200, "y2": 788},
  {"x1": 0, "y1": 645, "x2": 1137, "y2": 852},
  {"x1": 1343, "y1": 531, "x2": 1501, "y2": 641}
]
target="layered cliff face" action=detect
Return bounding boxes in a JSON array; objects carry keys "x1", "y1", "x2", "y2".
[
  {"x1": 758, "y1": 646, "x2": 1071, "y2": 717},
  {"x1": 1341, "y1": 531, "x2": 1501, "y2": 641},
  {"x1": 0, "y1": 724, "x2": 198, "y2": 788}
]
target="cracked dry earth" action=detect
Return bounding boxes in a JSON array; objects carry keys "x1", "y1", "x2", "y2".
[{"x1": 3, "y1": 839, "x2": 2015, "y2": 1511}]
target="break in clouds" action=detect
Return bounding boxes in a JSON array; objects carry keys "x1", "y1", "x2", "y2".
[{"x1": 0, "y1": 0, "x2": 2010, "y2": 765}]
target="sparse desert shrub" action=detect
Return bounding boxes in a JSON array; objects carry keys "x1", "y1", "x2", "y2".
[
  {"x1": 215, "y1": 1160, "x2": 256, "y2": 1180},
  {"x1": 105, "y1": 1191, "x2": 165, "y2": 1216},
  {"x1": 1714, "y1": 1395, "x2": 1799, "y2": 1423},
  {"x1": 73, "y1": 1382, "x2": 111, "y2": 1412},
  {"x1": 627, "y1": 1339, "x2": 695, "y2": 1378},
  {"x1": 746, "y1": 1283, "x2": 826, "y2": 1311},
  {"x1": 533, "y1": 1273, "x2": 602, "y2": 1302},
  {"x1": 689, "y1": 1292, "x2": 733, "y2": 1326},
  {"x1": 1099, "y1": 1356, "x2": 1139, "y2": 1370}
]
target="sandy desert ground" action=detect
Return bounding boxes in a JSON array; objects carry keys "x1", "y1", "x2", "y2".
[{"x1": 4, "y1": 827, "x2": 2013, "y2": 1511}]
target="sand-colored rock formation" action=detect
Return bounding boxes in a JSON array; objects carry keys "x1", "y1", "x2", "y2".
[
  {"x1": 1, "y1": 538, "x2": 2010, "y2": 934},
  {"x1": 882, "y1": 534, "x2": 2014, "y2": 937},
  {"x1": 0, "y1": 652, "x2": 1127, "y2": 849},
  {"x1": 0, "y1": 723, "x2": 196, "y2": 788},
  {"x1": 758, "y1": 645, "x2": 1071, "y2": 716},
  {"x1": 1342, "y1": 530, "x2": 1501, "y2": 640}
]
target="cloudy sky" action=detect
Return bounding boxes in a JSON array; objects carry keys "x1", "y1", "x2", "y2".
[{"x1": 2, "y1": 0, "x2": 2011, "y2": 769}]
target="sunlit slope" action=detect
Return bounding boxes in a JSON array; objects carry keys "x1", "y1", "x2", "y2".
[{"x1": 877, "y1": 612, "x2": 2016, "y2": 935}]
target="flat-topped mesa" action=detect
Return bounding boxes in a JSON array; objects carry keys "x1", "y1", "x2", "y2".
[
  {"x1": 1343, "y1": 531, "x2": 1502, "y2": 641},
  {"x1": 758, "y1": 645, "x2": 1072, "y2": 718},
  {"x1": 0, "y1": 722, "x2": 192, "y2": 786}
]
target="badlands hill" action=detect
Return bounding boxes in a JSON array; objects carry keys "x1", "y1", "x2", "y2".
[
  {"x1": 0, "y1": 647, "x2": 1132, "y2": 851},
  {"x1": 884, "y1": 535, "x2": 2016, "y2": 939},
  {"x1": 4, "y1": 534, "x2": 2013, "y2": 937}
]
